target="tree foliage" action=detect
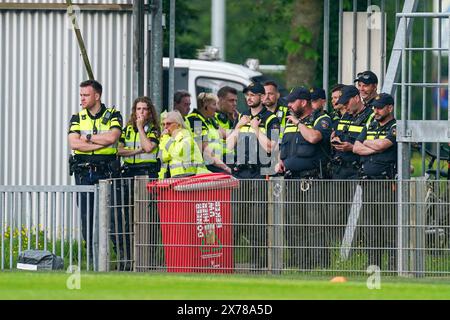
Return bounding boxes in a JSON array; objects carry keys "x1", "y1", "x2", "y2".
[{"x1": 162, "y1": 0, "x2": 209, "y2": 59}]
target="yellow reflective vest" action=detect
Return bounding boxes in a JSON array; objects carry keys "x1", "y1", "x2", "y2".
[
  {"x1": 158, "y1": 129, "x2": 209, "y2": 179},
  {"x1": 186, "y1": 110, "x2": 223, "y2": 160},
  {"x1": 120, "y1": 124, "x2": 159, "y2": 165},
  {"x1": 69, "y1": 105, "x2": 122, "y2": 156}
]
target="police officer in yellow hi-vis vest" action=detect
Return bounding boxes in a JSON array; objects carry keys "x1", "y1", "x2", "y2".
[
  {"x1": 187, "y1": 93, "x2": 231, "y2": 174},
  {"x1": 159, "y1": 111, "x2": 209, "y2": 179},
  {"x1": 118, "y1": 96, "x2": 160, "y2": 178},
  {"x1": 275, "y1": 87, "x2": 332, "y2": 270},
  {"x1": 68, "y1": 80, "x2": 123, "y2": 257}
]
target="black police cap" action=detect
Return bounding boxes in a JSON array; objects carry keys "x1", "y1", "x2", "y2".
[
  {"x1": 336, "y1": 85, "x2": 360, "y2": 105},
  {"x1": 370, "y1": 93, "x2": 394, "y2": 108},
  {"x1": 285, "y1": 87, "x2": 311, "y2": 103},
  {"x1": 243, "y1": 82, "x2": 265, "y2": 95},
  {"x1": 310, "y1": 87, "x2": 326, "y2": 101},
  {"x1": 353, "y1": 71, "x2": 378, "y2": 85}
]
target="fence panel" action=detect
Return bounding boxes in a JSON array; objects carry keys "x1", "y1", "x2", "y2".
[
  {"x1": 129, "y1": 177, "x2": 450, "y2": 276},
  {"x1": 0, "y1": 185, "x2": 98, "y2": 271}
]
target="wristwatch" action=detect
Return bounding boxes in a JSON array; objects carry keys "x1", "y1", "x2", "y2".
[{"x1": 86, "y1": 133, "x2": 92, "y2": 142}]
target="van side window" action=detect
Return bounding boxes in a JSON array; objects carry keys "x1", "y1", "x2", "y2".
[{"x1": 195, "y1": 78, "x2": 247, "y2": 113}]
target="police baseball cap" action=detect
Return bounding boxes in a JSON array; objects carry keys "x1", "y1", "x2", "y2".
[
  {"x1": 353, "y1": 71, "x2": 378, "y2": 85},
  {"x1": 243, "y1": 82, "x2": 265, "y2": 95},
  {"x1": 336, "y1": 85, "x2": 360, "y2": 105},
  {"x1": 370, "y1": 93, "x2": 394, "y2": 109},
  {"x1": 285, "y1": 87, "x2": 311, "y2": 103},
  {"x1": 310, "y1": 87, "x2": 326, "y2": 101}
]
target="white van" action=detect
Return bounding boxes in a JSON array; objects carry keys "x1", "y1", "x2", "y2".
[{"x1": 162, "y1": 57, "x2": 286, "y2": 113}]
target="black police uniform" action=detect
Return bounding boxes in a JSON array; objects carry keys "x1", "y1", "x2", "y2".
[
  {"x1": 357, "y1": 118, "x2": 397, "y2": 271},
  {"x1": 233, "y1": 108, "x2": 279, "y2": 179},
  {"x1": 331, "y1": 106, "x2": 374, "y2": 179},
  {"x1": 328, "y1": 109, "x2": 342, "y2": 131},
  {"x1": 362, "y1": 96, "x2": 377, "y2": 109},
  {"x1": 68, "y1": 104, "x2": 123, "y2": 261},
  {"x1": 281, "y1": 110, "x2": 331, "y2": 178},
  {"x1": 329, "y1": 105, "x2": 374, "y2": 254},
  {"x1": 280, "y1": 110, "x2": 332, "y2": 269},
  {"x1": 233, "y1": 107, "x2": 280, "y2": 271}
]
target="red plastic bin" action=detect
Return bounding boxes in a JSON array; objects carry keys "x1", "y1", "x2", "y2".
[{"x1": 147, "y1": 173, "x2": 239, "y2": 273}]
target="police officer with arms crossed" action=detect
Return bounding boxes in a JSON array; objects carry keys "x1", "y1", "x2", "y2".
[
  {"x1": 226, "y1": 82, "x2": 280, "y2": 272},
  {"x1": 68, "y1": 79, "x2": 123, "y2": 259},
  {"x1": 227, "y1": 82, "x2": 280, "y2": 179},
  {"x1": 353, "y1": 93, "x2": 397, "y2": 271},
  {"x1": 275, "y1": 87, "x2": 332, "y2": 269}
]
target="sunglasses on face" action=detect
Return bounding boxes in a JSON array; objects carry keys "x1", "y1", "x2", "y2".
[{"x1": 163, "y1": 121, "x2": 175, "y2": 127}]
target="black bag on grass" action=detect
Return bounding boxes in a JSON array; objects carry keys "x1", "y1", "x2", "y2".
[{"x1": 17, "y1": 250, "x2": 64, "y2": 271}]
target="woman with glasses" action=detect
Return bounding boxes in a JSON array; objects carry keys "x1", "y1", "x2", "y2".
[
  {"x1": 159, "y1": 111, "x2": 209, "y2": 179},
  {"x1": 186, "y1": 93, "x2": 231, "y2": 174}
]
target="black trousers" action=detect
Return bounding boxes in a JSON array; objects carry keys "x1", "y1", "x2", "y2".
[
  {"x1": 329, "y1": 165, "x2": 360, "y2": 257},
  {"x1": 327, "y1": 180, "x2": 359, "y2": 256},
  {"x1": 285, "y1": 178, "x2": 329, "y2": 270},
  {"x1": 75, "y1": 170, "x2": 111, "y2": 260},
  {"x1": 114, "y1": 168, "x2": 159, "y2": 270},
  {"x1": 232, "y1": 169, "x2": 268, "y2": 271},
  {"x1": 359, "y1": 180, "x2": 397, "y2": 271}
]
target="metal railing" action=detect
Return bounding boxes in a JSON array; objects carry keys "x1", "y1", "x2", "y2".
[
  {"x1": 124, "y1": 177, "x2": 450, "y2": 277},
  {"x1": 0, "y1": 185, "x2": 98, "y2": 271},
  {"x1": 2, "y1": 177, "x2": 448, "y2": 277}
]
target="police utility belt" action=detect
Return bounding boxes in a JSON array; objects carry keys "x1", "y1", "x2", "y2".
[
  {"x1": 234, "y1": 164, "x2": 265, "y2": 172},
  {"x1": 122, "y1": 162, "x2": 160, "y2": 174},
  {"x1": 330, "y1": 157, "x2": 361, "y2": 170},
  {"x1": 69, "y1": 155, "x2": 120, "y2": 176},
  {"x1": 284, "y1": 168, "x2": 321, "y2": 179}
]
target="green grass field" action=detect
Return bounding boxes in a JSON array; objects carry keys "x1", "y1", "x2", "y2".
[{"x1": 1, "y1": 272, "x2": 450, "y2": 300}]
